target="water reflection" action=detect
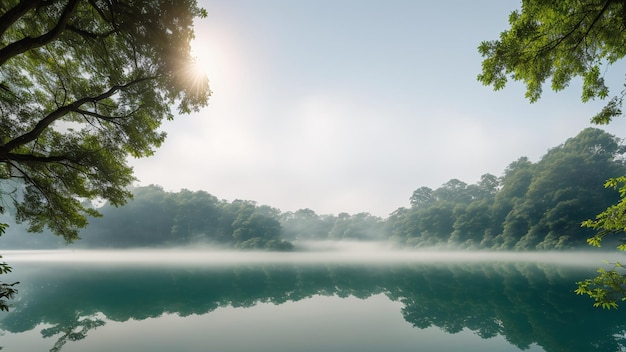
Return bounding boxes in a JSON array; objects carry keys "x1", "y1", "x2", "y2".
[
  {"x1": 0, "y1": 253, "x2": 625, "y2": 352},
  {"x1": 42, "y1": 314, "x2": 105, "y2": 352}
]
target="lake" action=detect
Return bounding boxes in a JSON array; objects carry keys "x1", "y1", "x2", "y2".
[{"x1": 0, "y1": 246, "x2": 625, "y2": 352}]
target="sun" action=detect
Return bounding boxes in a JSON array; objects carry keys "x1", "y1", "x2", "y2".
[
  {"x1": 179, "y1": 45, "x2": 210, "y2": 96},
  {"x1": 179, "y1": 60, "x2": 209, "y2": 97},
  {"x1": 189, "y1": 34, "x2": 215, "y2": 76},
  {"x1": 189, "y1": 59, "x2": 209, "y2": 80},
  {"x1": 186, "y1": 25, "x2": 248, "y2": 95}
]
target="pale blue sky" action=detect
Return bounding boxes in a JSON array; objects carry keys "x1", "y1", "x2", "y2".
[{"x1": 130, "y1": 1, "x2": 626, "y2": 217}]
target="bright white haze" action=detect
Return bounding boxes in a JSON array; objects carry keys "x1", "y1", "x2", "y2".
[
  {"x1": 3, "y1": 243, "x2": 620, "y2": 268},
  {"x1": 129, "y1": 0, "x2": 626, "y2": 217}
]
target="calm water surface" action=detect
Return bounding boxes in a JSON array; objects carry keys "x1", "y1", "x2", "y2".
[{"x1": 0, "y1": 248, "x2": 624, "y2": 352}]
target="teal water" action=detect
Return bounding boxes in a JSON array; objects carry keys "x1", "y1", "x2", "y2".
[{"x1": 0, "y1": 250, "x2": 624, "y2": 352}]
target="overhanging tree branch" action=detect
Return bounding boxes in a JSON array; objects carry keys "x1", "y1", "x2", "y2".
[
  {"x1": 0, "y1": 0, "x2": 80, "y2": 66},
  {"x1": 4, "y1": 153, "x2": 77, "y2": 163},
  {"x1": 0, "y1": 0, "x2": 42, "y2": 38},
  {"x1": 66, "y1": 25, "x2": 118, "y2": 40},
  {"x1": 573, "y1": 0, "x2": 615, "y2": 51},
  {"x1": 539, "y1": 11, "x2": 591, "y2": 54},
  {"x1": 72, "y1": 108, "x2": 128, "y2": 122},
  {"x1": 0, "y1": 76, "x2": 156, "y2": 154},
  {"x1": 87, "y1": 0, "x2": 112, "y2": 23},
  {"x1": 536, "y1": 1, "x2": 613, "y2": 56}
]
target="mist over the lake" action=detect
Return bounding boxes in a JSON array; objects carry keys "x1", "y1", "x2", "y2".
[{"x1": 2, "y1": 242, "x2": 620, "y2": 268}]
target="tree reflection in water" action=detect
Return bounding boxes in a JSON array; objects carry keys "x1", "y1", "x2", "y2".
[
  {"x1": 1, "y1": 261, "x2": 624, "y2": 352},
  {"x1": 41, "y1": 314, "x2": 105, "y2": 352}
]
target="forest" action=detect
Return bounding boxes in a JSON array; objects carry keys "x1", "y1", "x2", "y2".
[{"x1": 1, "y1": 127, "x2": 625, "y2": 251}]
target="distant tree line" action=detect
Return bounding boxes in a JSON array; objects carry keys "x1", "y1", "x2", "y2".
[
  {"x1": 1, "y1": 127, "x2": 624, "y2": 251},
  {"x1": 77, "y1": 186, "x2": 388, "y2": 249},
  {"x1": 387, "y1": 128, "x2": 626, "y2": 250},
  {"x1": 79, "y1": 187, "x2": 293, "y2": 250}
]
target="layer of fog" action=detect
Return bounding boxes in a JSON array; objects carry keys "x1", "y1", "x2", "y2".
[{"x1": 2, "y1": 241, "x2": 623, "y2": 268}]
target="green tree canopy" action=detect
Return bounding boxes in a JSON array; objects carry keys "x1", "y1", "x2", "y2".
[
  {"x1": 478, "y1": 0, "x2": 626, "y2": 124},
  {"x1": 386, "y1": 128, "x2": 626, "y2": 251},
  {"x1": 0, "y1": 0, "x2": 211, "y2": 241}
]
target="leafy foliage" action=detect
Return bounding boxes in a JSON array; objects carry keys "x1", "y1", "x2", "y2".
[
  {"x1": 577, "y1": 177, "x2": 626, "y2": 307},
  {"x1": 478, "y1": 0, "x2": 626, "y2": 123},
  {"x1": 575, "y1": 263, "x2": 626, "y2": 309},
  {"x1": 0, "y1": 223, "x2": 18, "y2": 312},
  {"x1": 582, "y1": 177, "x2": 626, "y2": 247},
  {"x1": 0, "y1": 0, "x2": 210, "y2": 241}
]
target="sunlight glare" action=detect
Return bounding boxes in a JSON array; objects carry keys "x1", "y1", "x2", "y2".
[
  {"x1": 189, "y1": 36, "x2": 216, "y2": 83},
  {"x1": 179, "y1": 57, "x2": 209, "y2": 96}
]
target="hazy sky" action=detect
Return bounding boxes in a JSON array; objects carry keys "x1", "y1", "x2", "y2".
[{"x1": 130, "y1": 0, "x2": 626, "y2": 217}]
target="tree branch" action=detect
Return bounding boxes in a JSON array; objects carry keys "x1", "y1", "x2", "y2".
[
  {"x1": 66, "y1": 25, "x2": 118, "y2": 40},
  {"x1": 536, "y1": 1, "x2": 614, "y2": 55},
  {"x1": 11, "y1": 164, "x2": 76, "y2": 240},
  {"x1": 73, "y1": 108, "x2": 127, "y2": 122},
  {"x1": 7, "y1": 161, "x2": 55, "y2": 208},
  {"x1": 0, "y1": 0, "x2": 42, "y2": 38},
  {"x1": 573, "y1": 0, "x2": 615, "y2": 51},
  {"x1": 0, "y1": 76, "x2": 156, "y2": 153},
  {"x1": 87, "y1": 0, "x2": 111, "y2": 22},
  {"x1": 0, "y1": 0, "x2": 80, "y2": 66},
  {"x1": 539, "y1": 11, "x2": 590, "y2": 54},
  {"x1": 4, "y1": 153, "x2": 76, "y2": 163}
]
